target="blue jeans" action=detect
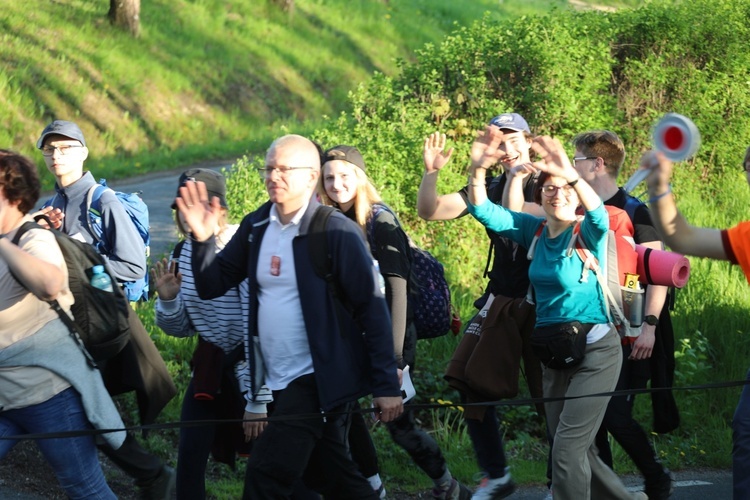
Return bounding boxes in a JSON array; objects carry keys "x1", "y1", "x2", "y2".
[
  {"x1": 0, "y1": 387, "x2": 115, "y2": 499},
  {"x1": 733, "y1": 368, "x2": 750, "y2": 499}
]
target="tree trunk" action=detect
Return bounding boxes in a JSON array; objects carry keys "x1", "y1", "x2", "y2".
[
  {"x1": 271, "y1": 0, "x2": 295, "y2": 14},
  {"x1": 108, "y1": 0, "x2": 141, "y2": 38}
]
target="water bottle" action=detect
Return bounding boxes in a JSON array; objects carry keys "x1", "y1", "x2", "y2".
[{"x1": 90, "y1": 265, "x2": 114, "y2": 292}]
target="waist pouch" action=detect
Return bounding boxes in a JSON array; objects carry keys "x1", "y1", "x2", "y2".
[{"x1": 531, "y1": 321, "x2": 593, "y2": 369}]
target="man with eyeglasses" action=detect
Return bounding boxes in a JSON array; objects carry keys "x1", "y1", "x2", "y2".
[
  {"x1": 571, "y1": 130, "x2": 676, "y2": 499},
  {"x1": 177, "y1": 134, "x2": 403, "y2": 499},
  {"x1": 643, "y1": 145, "x2": 750, "y2": 500},
  {"x1": 418, "y1": 113, "x2": 542, "y2": 500},
  {"x1": 37, "y1": 120, "x2": 146, "y2": 283},
  {"x1": 36, "y1": 119, "x2": 177, "y2": 500}
]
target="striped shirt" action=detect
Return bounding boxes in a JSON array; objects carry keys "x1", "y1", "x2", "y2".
[{"x1": 155, "y1": 225, "x2": 272, "y2": 408}]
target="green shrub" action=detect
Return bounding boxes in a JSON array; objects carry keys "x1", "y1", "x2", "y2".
[{"x1": 303, "y1": 0, "x2": 750, "y2": 478}]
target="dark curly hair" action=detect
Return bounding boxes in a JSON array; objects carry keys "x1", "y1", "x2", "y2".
[{"x1": 0, "y1": 150, "x2": 41, "y2": 214}]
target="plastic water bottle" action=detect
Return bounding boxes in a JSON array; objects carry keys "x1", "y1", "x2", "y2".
[{"x1": 90, "y1": 265, "x2": 114, "y2": 292}]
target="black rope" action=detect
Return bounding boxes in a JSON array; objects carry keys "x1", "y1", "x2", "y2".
[{"x1": 1, "y1": 377, "x2": 747, "y2": 442}]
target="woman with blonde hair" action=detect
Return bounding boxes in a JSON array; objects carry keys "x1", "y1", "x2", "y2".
[{"x1": 320, "y1": 145, "x2": 470, "y2": 500}]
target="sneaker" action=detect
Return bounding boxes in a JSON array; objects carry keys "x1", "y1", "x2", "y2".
[
  {"x1": 644, "y1": 470, "x2": 674, "y2": 499},
  {"x1": 432, "y1": 478, "x2": 472, "y2": 500},
  {"x1": 137, "y1": 464, "x2": 176, "y2": 500},
  {"x1": 376, "y1": 483, "x2": 386, "y2": 499},
  {"x1": 471, "y1": 472, "x2": 515, "y2": 500}
]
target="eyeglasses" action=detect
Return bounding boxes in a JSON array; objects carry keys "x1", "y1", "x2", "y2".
[
  {"x1": 40, "y1": 145, "x2": 84, "y2": 157},
  {"x1": 573, "y1": 156, "x2": 598, "y2": 166},
  {"x1": 256, "y1": 165, "x2": 314, "y2": 178},
  {"x1": 541, "y1": 184, "x2": 576, "y2": 197}
]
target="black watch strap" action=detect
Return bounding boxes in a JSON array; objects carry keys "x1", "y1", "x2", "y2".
[{"x1": 644, "y1": 314, "x2": 659, "y2": 326}]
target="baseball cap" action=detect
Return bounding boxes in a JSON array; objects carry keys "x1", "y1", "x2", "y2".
[
  {"x1": 172, "y1": 168, "x2": 228, "y2": 209},
  {"x1": 489, "y1": 113, "x2": 530, "y2": 133},
  {"x1": 322, "y1": 145, "x2": 366, "y2": 171},
  {"x1": 37, "y1": 120, "x2": 87, "y2": 149}
]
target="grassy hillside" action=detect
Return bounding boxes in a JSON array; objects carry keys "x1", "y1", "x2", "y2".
[{"x1": 1, "y1": 0, "x2": 639, "y2": 189}]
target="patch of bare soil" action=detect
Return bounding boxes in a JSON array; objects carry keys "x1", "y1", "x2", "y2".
[
  {"x1": 0, "y1": 441, "x2": 138, "y2": 499},
  {"x1": 0, "y1": 441, "x2": 427, "y2": 499}
]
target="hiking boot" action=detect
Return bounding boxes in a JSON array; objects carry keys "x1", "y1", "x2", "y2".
[
  {"x1": 644, "y1": 470, "x2": 674, "y2": 499},
  {"x1": 137, "y1": 464, "x2": 176, "y2": 500},
  {"x1": 471, "y1": 471, "x2": 515, "y2": 499},
  {"x1": 432, "y1": 478, "x2": 472, "y2": 500}
]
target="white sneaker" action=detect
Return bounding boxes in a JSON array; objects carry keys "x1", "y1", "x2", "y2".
[
  {"x1": 470, "y1": 472, "x2": 515, "y2": 500},
  {"x1": 375, "y1": 484, "x2": 386, "y2": 499}
]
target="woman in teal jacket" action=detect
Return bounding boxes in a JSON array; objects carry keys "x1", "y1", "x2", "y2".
[{"x1": 466, "y1": 132, "x2": 646, "y2": 500}]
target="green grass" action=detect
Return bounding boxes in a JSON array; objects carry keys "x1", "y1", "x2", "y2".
[{"x1": 0, "y1": 0, "x2": 607, "y2": 190}]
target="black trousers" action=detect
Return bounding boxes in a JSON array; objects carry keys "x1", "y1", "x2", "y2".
[
  {"x1": 99, "y1": 432, "x2": 163, "y2": 483},
  {"x1": 243, "y1": 374, "x2": 377, "y2": 500},
  {"x1": 348, "y1": 409, "x2": 380, "y2": 477},
  {"x1": 595, "y1": 343, "x2": 665, "y2": 480}
]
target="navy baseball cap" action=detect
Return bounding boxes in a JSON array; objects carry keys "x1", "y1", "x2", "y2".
[
  {"x1": 489, "y1": 113, "x2": 530, "y2": 133},
  {"x1": 37, "y1": 120, "x2": 87, "y2": 149}
]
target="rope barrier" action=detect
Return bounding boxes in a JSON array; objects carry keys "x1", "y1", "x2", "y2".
[{"x1": 1, "y1": 377, "x2": 747, "y2": 442}]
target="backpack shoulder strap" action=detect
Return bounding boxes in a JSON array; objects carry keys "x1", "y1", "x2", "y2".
[
  {"x1": 623, "y1": 193, "x2": 646, "y2": 223},
  {"x1": 85, "y1": 182, "x2": 109, "y2": 246},
  {"x1": 309, "y1": 205, "x2": 338, "y2": 292},
  {"x1": 10, "y1": 220, "x2": 44, "y2": 247},
  {"x1": 367, "y1": 203, "x2": 389, "y2": 255},
  {"x1": 574, "y1": 231, "x2": 628, "y2": 327}
]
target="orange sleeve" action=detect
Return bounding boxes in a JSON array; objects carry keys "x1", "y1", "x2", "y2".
[{"x1": 726, "y1": 221, "x2": 750, "y2": 285}]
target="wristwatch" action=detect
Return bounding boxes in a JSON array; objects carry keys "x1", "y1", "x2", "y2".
[{"x1": 644, "y1": 315, "x2": 659, "y2": 326}]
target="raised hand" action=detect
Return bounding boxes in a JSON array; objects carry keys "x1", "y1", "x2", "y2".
[
  {"x1": 469, "y1": 126, "x2": 505, "y2": 171},
  {"x1": 174, "y1": 180, "x2": 221, "y2": 242},
  {"x1": 423, "y1": 132, "x2": 454, "y2": 173},
  {"x1": 507, "y1": 162, "x2": 538, "y2": 180},
  {"x1": 151, "y1": 257, "x2": 182, "y2": 301},
  {"x1": 530, "y1": 136, "x2": 578, "y2": 182},
  {"x1": 640, "y1": 150, "x2": 674, "y2": 193}
]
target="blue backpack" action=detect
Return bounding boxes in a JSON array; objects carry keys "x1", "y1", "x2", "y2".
[
  {"x1": 86, "y1": 179, "x2": 150, "y2": 302},
  {"x1": 367, "y1": 204, "x2": 455, "y2": 340}
]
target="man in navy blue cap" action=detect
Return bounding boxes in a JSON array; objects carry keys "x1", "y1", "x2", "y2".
[
  {"x1": 417, "y1": 113, "x2": 541, "y2": 500},
  {"x1": 37, "y1": 119, "x2": 177, "y2": 499}
]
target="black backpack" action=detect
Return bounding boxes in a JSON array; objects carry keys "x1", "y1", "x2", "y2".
[
  {"x1": 309, "y1": 205, "x2": 457, "y2": 340},
  {"x1": 11, "y1": 217, "x2": 131, "y2": 365}
]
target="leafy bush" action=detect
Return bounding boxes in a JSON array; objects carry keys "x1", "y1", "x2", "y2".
[{"x1": 301, "y1": 0, "x2": 750, "y2": 478}]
